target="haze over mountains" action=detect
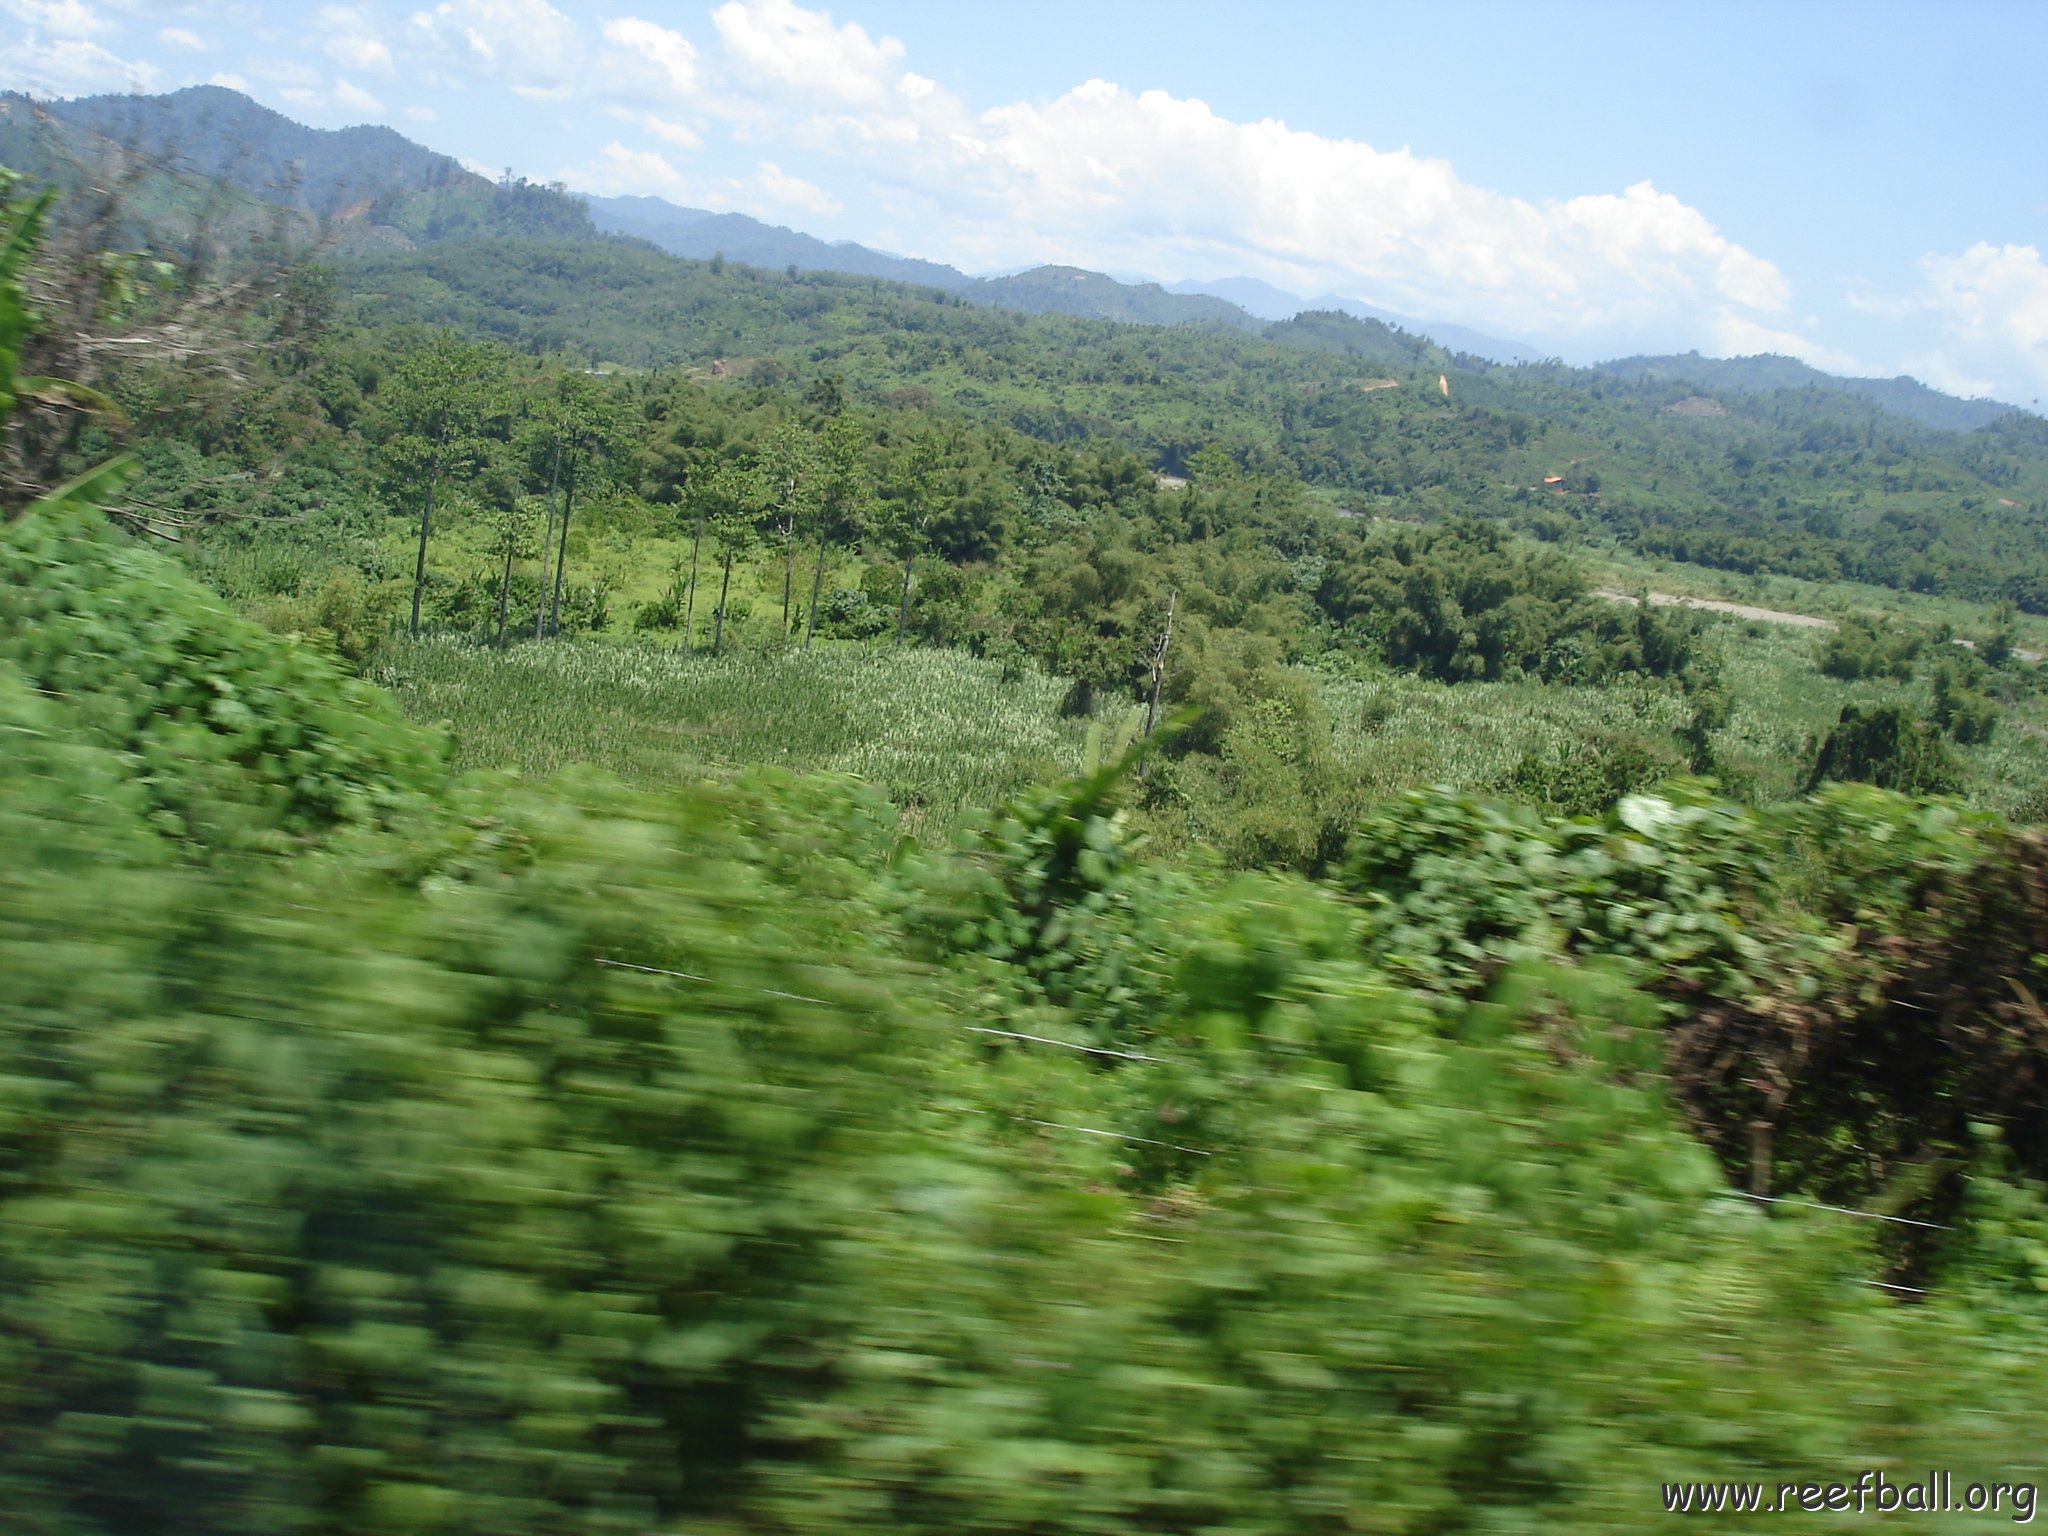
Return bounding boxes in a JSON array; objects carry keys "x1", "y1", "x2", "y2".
[{"x1": 0, "y1": 83, "x2": 2024, "y2": 433}]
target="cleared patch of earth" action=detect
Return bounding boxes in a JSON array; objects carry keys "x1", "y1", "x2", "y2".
[
  {"x1": 1597, "y1": 586, "x2": 2043, "y2": 662},
  {"x1": 1595, "y1": 586, "x2": 1834, "y2": 628}
]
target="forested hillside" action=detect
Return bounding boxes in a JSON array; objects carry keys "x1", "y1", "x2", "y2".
[{"x1": 8, "y1": 93, "x2": 2048, "y2": 1535}]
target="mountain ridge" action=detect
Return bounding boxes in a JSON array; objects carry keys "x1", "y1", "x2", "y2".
[{"x1": 0, "y1": 84, "x2": 2025, "y2": 433}]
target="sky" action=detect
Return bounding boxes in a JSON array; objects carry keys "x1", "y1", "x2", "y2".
[{"x1": 5, "y1": 0, "x2": 2047, "y2": 407}]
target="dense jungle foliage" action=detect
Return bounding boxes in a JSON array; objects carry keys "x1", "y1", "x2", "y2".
[{"x1": 9, "y1": 125, "x2": 2048, "y2": 1533}]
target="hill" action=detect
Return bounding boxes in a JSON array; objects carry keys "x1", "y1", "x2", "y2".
[
  {"x1": 1167, "y1": 275, "x2": 1547, "y2": 364},
  {"x1": 3, "y1": 84, "x2": 472, "y2": 218},
  {"x1": 1600, "y1": 351, "x2": 2016, "y2": 432},
  {"x1": 583, "y1": 191, "x2": 974, "y2": 291},
  {"x1": 2, "y1": 86, "x2": 2016, "y2": 431},
  {"x1": 970, "y1": 264, "x2": 1260, "y2": 329}
]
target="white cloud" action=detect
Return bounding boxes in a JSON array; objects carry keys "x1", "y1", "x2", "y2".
[
  {"x1": 1893, "y1": 242, "x2": 2048, "y2": 405},
  {"x1": 1708, "y1": 309, "x2": 1866, "y2": 376},
  {"x1": 160, "y1": 25, "x2": 206, "y2": 51},
  {"x1": 208, "y1": 70, "x2": 248, "y2": 91},
  {"x1": 643, "y1": 111, "x2": 702, "y2": 149},
  {"x1": 319, "y1": 6, "x2": 396, "y2": 77},
  {"x1": 754, "y1": 158, "x2": 840, "y2": 216},
  {"x1": 332, "y1": 77, "x2": 383, "y2": 115},
  {"x1": 712, "y1": 0, "x2": 904, "y2": 108},
  {"x1": 2, "y1": 0, "x2": 109, "y2": 40},
  {"x1": 7, "y1": 37, "x2": 159, "y2": 95},
  {"x1": 727, "y1": 55, "x2": 1790, "y2": 352},
  {"x1": 403, "y1": 102, "x2": 437, "y2": 122},
  {"x1": 606, "y1": 104, "x2": 704, "y2": 150},
  {"x1": 573, "y1": 140, "x2": 695, "y2": 200},
  {"x1": 407, "y1": 0, "x2": 580, "y2": 90},
  {"x1": 602, "y1": 15, "x2": 699, "y2": 97}
]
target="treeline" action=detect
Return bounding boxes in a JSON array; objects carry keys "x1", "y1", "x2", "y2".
[
  {"x1": 82, "y1": 296, "x2": 1729, "y2": 866},
  {"x1": 328, "y1": 235, "x2": 2048, "y2": 609}
]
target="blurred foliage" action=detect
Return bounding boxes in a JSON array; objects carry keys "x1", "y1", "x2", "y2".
[{"x1": 11, "y1": 146, "x2": 2048, "y2": 1536}]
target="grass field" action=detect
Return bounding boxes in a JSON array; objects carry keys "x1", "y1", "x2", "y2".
[{"x1": 389, "y1": 637, "x2": 1088, "y2": 839}]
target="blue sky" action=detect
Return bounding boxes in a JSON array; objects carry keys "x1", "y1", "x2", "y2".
[{"x1": 6, "y1": 0, "x2": 2046, "y2": 406}]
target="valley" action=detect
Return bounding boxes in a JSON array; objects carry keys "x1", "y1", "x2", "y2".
[{"x1": 5, "y1": 80, "x2": 2048, "y2": 1536}]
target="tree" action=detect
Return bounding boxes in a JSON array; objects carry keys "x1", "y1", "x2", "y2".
[
  {"x1": 713, "y1": 459, "x2": 760, "y2": 656},
  {"x1": 379, "y1": 331, "x2": 509, "y2": 638},
  {"x1": 489, "y1": 494, "x2": 539, "y2": 648},
  {"x1": 534, "y1": 370, "x2": 627, "y2": 638},
  {"x1": 880, "y1": 429, "x2": 943, "y2": 649},
  {"x1": 758, "y1": 422, "x2": 819, "y2": 633},
  {"x1": 806, "y1": 412, "x2": 869, "y2": 652}
]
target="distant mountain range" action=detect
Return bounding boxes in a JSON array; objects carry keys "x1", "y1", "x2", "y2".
[
  {"x1": 0, "y1": 84, "x2": 2024, "y2": 433},
  {"x1": 586, "y1": 190, "x2": 1543, "y2": 360},
  {"x1": 582, "y1": 193, "x2": 973, "y2": 292},
  {"x1": 1594, "y1": 352, "x2": 2015, "y2": 433}
]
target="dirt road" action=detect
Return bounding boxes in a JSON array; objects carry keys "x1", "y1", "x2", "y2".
[{"x1": 1594, "y1": 587, "x2": 1834, "y2": 628}]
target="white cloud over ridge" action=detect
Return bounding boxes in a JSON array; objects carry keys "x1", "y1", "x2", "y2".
[
  {"x1": 625, "y1": 2, "x2": 1787, "y2": 359},
  {"x1": 1897, "y1": 243, "x2": 2048, "y2": 405},
  {"x1": 755, "y1": 158, "x2": 839, "y2": 216}
]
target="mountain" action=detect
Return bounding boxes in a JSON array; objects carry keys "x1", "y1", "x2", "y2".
[
  {"x1": 1598, "y1": 352, "x2": 2016, "y2": 432},
  {"x1": 0, "y1": 85, "x2": 598, "y2": 250},
  {"x1": 1165, "y1": 276, "x2": 1546, "y2": 364},
  {"x1": 581, "y1": 193, "x2": 973, "y2": 291},
  {"x1": 580, "y1": 194, "x2": 1258, "y2": 329},
  {"x1": 4, "y1": 85, "x2": 2022, "y2": 435},
  {"x1": 1163, "y1": 275, "x2": 1305, "y2": 321},
  {"x1": 971, "y1": 266, "x2": 1259, "y2": 330},
  {"x1": 3, "y1": 85, "x2": 474, "y2": 218}
]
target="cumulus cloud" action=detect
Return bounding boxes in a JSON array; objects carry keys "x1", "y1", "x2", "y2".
[
  {"x1": 754, "y1": 158, "x2": 840, "y2": 216},
  {"x1": 602, "y1": 15, "x2": 699, "y2": 98},
  {"x1": 1708, "y1": 309, "x2": 1867, "y2": 376},
  {"x1": 573, "y1": 140, "x2": 695, "y2": 200},
  {"x1": 692, "y1": 40, "x2": 1792, "y2": 354},
  {"x1": 208, "y1": 70, "x2": 248, "y2": 91},
  {"x1": 332, "y1": 77, "x2": 383, "y2": 115},
  {"x1": 406, "y1": 0, "x2": 580, "y2": 91},
  {"x1": 606, "y1": 104, "x2": 703, "y2": 151},
  {"x1": 8, "y1": 37, "x2": 160, "y2": 95},
  {"x1": 320, "y1": 7, "x2": 394, "y2": 76},
  {"x1": 0, "y1": 0, "x2": 162, "y2": 95},
  {"x1": 2, "y1": 0, "x2": 109, "y2": 39},
  {"x1": 712, "y1": 0, "x2": 903, "y2": 108},
  {"x1": 1894, "y1": 242, "x2": 2048, "y2": 404}
]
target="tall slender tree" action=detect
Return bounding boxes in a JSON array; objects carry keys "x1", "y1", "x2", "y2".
[
  {"x1": 705, "y1": 459, "x2": 759, "y2": 657},
  {"x1": 532, "y1": 371, "x2": 627, "y2": 638},
  {"x1": 759, "y1": 422, "x2": 819, "y2": 634},
  {"x1": 805, "y1": 412, "x2": 868, "y2": 652},
  {"x1": 381, "y1": 332, "x2": 508, "y2": 638},
  {"x1": 880, "y1": 430, "x2": 943, "y2": 649}
]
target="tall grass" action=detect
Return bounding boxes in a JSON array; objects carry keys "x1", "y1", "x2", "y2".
[{"x1": 389, "y1": 637, "x2": 1087, "y2": 838}]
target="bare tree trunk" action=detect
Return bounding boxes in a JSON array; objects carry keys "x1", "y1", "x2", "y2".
[
  {"x1": 713, "y1": 548, "x2": 734, "y2": 656},
  {"x1": 495, "y1": 533, "x2": 513, "y2": 647},
  {"x1": 894, "y1": 553, "x2": 913, "y2": 648},
  {"x1": 1144, "y1": 588, "x2": 1178, "y2": 737},
  {"x1": 408, "y1": 466, "x2": 437, "y2": 639},
  {"x1": 533, "y1": 437, "x2": 561, "y2": 640},
  {"x1": 683, "y1": 512, "x2": 703, "y2": 656},
  {"x1": 781, "y1": 518, "x2": 796, "y2": 630},
  {"x1": 548, "y1": 465, "x2": 575, "y2": 636},
  {"x1": 804, "y1": 533, "x2": 827, "y2": 651}
]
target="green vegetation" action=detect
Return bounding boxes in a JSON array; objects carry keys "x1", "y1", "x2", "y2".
[{"x1": 12, "y1": 126, "x2": 2048, "y2": 1536}]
